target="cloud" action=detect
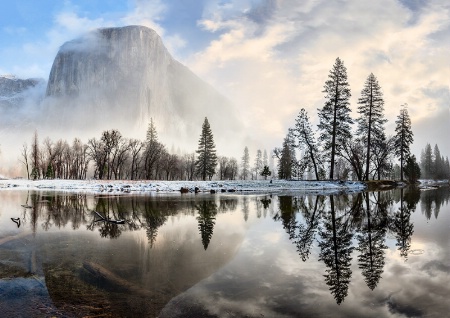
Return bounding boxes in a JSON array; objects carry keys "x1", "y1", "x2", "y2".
[
  {"x1": 189, "y1": 0, "x2": 450, "y2": 156},
  {"x1": 121, "y1": 0, "x2": 167, "y2": 36}
]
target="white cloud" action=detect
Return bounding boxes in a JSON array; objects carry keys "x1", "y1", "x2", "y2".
[
  {"x1": 188, "y1": 0, "x2": 450, "y2": 156},
  {"x1": 121, "y1": 0, "x2": 167, "y2": 36}
]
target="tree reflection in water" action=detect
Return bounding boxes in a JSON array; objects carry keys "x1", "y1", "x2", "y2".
[
  {"x1": 420, "y1": 186, "x2": 449, "y2": 219},
  {"x1": 390, "y1": 188, "x2": 418, "y2": 260},
  {"x1": 196, "y1": 201, "x2": 218, "y2": 250},
  {"x1": 272, "y1": 187, "x2": 427, "y2": 304},
  {"x1": 14, "y1": 187, "x2": 442, "y2": 307},
  {"x1": 356, "y1": 193, "x2": 388, "y2": 290},
  {"x1": 19, "y1": 193, "x2": 238, "y2": 249},
  {"x1": 318, "y1": 196, "x2": 354, "y2": 305}
]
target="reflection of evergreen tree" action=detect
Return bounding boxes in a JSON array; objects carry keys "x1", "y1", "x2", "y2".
[
  {"x1": 217, "y1": 198, "x2": 238, "y2": 213},
  {"x1": 420, "y1": 187, "x2": 449, "y2": 220},
  {"x1": 273, "y1": 196, "x2": 298, "y2": 237},
  {"x1": 143, "y1": 206, "x2": 168, "y2": 247},
  {"x1": 390, "y1": 189, "x2": 414, "y2": 260},
  {"x1": 242, "y1": 197, "x2": 250, "y2": 222},
  {"x1": 403, "y1": 186, "x2": 421, "y2": 211},
  {"x1": 356, "y1": 194, "x2": 387, "y2": 290},
  {"x1": 260, "y1": 197, "x2": 272, "y2": 210},
  {"x1": 196, "y1": 201, "x2": 218, "y2": 250},
  {"x1": 318, "y1": 196, "x2": 354, "y2": 305},
  {"x1": 294, "y1": 196, "x2": 323, "y2": 261}
]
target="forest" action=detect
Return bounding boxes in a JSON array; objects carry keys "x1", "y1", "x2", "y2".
[{"x1": 17, "y1": 58, "x2": 450, "y2": 182}]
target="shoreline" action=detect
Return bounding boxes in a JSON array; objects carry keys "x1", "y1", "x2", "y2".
[{"x1": 0, "y1": 179, "x2": 447, "y2": 195}]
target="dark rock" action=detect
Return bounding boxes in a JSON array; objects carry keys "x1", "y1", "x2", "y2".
[{"x1": 180, "y1": 187, "x2": 189, "y2": 193}]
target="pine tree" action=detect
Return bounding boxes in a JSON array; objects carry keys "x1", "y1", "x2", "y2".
[
  {"x1": 31, "y1": 130, "x2": 40, "y2": 180},
  {"x1": 433, "y1": 144, "x2": 444, "y2": 179},
  {"x1": 445, "y1": 157, "x2": 450, "y2": 179},
  {"x1": 143, "y1": 120, "x2": 164, "y2": 180},
  {"x1": 393, "y1": 106, "x2": 414, "y2": 181},
  {"x1": 318, "y1": 58, "x2": 353, "y2": 179},
  {"x1": 146, "y1": 117, "x2": 158, "y2": 143},
  {"x1": 263, "y1": 150, "x2": 268, "y2": 167},
  {"x1": 356, "y1": 73, "x2": 387, "y2": 180},
  {"x1": 260, "y1": 165, "x2": 271, "y2": 180},
  {"x1": 404, "y1": 155, "x2": 421, "y2": 183},
  {"x1": 254, "y1": 149, "x2": 263, "y2": 180},
  {"x1": 241, "y1": 147, "x2": 250, "y2": 180},
  {"x1": 420, "y1": 143, "x2": 433, "y2": 179},
  {"x1": 293, "y1": 108, "x2": 321, "y2": 180},
  {"x1": 195, "y1": 117, "x2": 217, "y2": 181},
  {"x1": 278, "y1": 133, "x2": 295, "y2": 179}
]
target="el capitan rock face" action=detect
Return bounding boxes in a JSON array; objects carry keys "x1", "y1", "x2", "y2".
[{"x1": 44, "y1": 25, "x2": 241, "y2": 144}]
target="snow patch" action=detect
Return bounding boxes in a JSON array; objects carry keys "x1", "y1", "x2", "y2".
[{"x1": 0, "y1": 179, "x2": 367, "y2": 195}]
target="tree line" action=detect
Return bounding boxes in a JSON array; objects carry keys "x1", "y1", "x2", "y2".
[
  {"x1": 19, "y1": 118, "x2": 271, "y2": 181},
  {"x1": 420, "y1": 143, "x2": 450, "y2": 180},
  {"x1": 275, "y1": 57, "x2": 420, "y2": 182}
]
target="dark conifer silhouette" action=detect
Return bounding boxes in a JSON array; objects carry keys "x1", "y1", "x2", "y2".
[
  {"x1": 195, "y1": 117, "x2": 218, "y2": 181},
  {"x1": 356, "y1": 73, "x2": 387, "y2": 180},
  {"x1": 394, "y1": 106, "x2": 414, "y2": 181},
  {"x1": 293, "y1": 108, "x2": 322, "y2": 180},
  {"x1": 318, "y1": 58, "x2": 352, "y2": 179}
]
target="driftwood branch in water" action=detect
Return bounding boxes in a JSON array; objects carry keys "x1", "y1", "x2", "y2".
[{"x1": 92, "y1": 211, "x2": 125, "y2": 224}]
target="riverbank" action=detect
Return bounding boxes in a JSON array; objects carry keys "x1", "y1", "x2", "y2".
[{"x1": 0, "y1": 179, "x2": 367, "y2": 194}]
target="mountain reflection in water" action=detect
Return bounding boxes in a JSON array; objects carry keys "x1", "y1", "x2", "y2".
[{"x1": 0, "y1": 187, "x2": 448, "y2": 317}]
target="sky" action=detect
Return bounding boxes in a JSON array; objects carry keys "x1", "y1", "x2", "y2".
[{"x1": 0, "y1": 0, "x2": 449, "y2": 160}]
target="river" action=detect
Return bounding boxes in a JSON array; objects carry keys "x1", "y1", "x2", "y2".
[{"x1": 0, "y1": 186, "x2": 448, "y2": 317}]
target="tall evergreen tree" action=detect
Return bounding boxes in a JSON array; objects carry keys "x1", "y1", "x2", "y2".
[
  {"x1": 146, "y1": 117, "x2": 158, "y2": 143},
  {"x1": 433, "y1": 144, "x2": 445, "y2": 179},
  {"x1": 254, "y1": 149, "x2": 263, "y2": 180},
  {"x1": 420, "y1": 143, "x2": 433, "y2": 179},
  {"x1": 393, "y1": 106, "x2": 414, "y2": 181},
  {"x1": 318, "y1": 58, "x2": 353, "y2": 179},
  {"x1": 143, "y1": 119, "x2": 165, "y2": 179},
  {"x1": 263, "y1": 149, "x2": 268, "y2": 167},
  {"x1": 293, "y1": 108, "x2": 321, "y2": 180},
  {"x1": 277, "y1": 132, "x2": 295, "y2": 179},
  {"x1": 195, "y1": 117, "x2": 217, "y2": 181},
  {"x1": 241, "y1": 146, "x2": 250, "y2": 180},
  {"x1": 445, "y1": 157, "x2": 450, "y2": 179},
  {"x1": 31, "y1": 130, "x2": 40, "y2": 180},
  {"x1": 356, "y1": 73, "x2": 387, "y2": 180}
]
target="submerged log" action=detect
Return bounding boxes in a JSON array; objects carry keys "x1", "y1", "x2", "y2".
[{"x1": 82, "y1": 261, "x2": 151, "y2": 297}]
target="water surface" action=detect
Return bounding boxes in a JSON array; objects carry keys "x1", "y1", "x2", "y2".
[{"x1": 0, "y1": 187, "x2": 449, "y2": 317}]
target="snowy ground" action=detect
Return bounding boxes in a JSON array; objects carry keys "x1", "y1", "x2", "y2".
[{"x1": 0, "y1": 179, "x2": 367, "y2": 195}]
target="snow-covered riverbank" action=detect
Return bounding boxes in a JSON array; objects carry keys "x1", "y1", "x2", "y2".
[{"x1": 0, "y1": 179, "x2": 367, "y2": 194}]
